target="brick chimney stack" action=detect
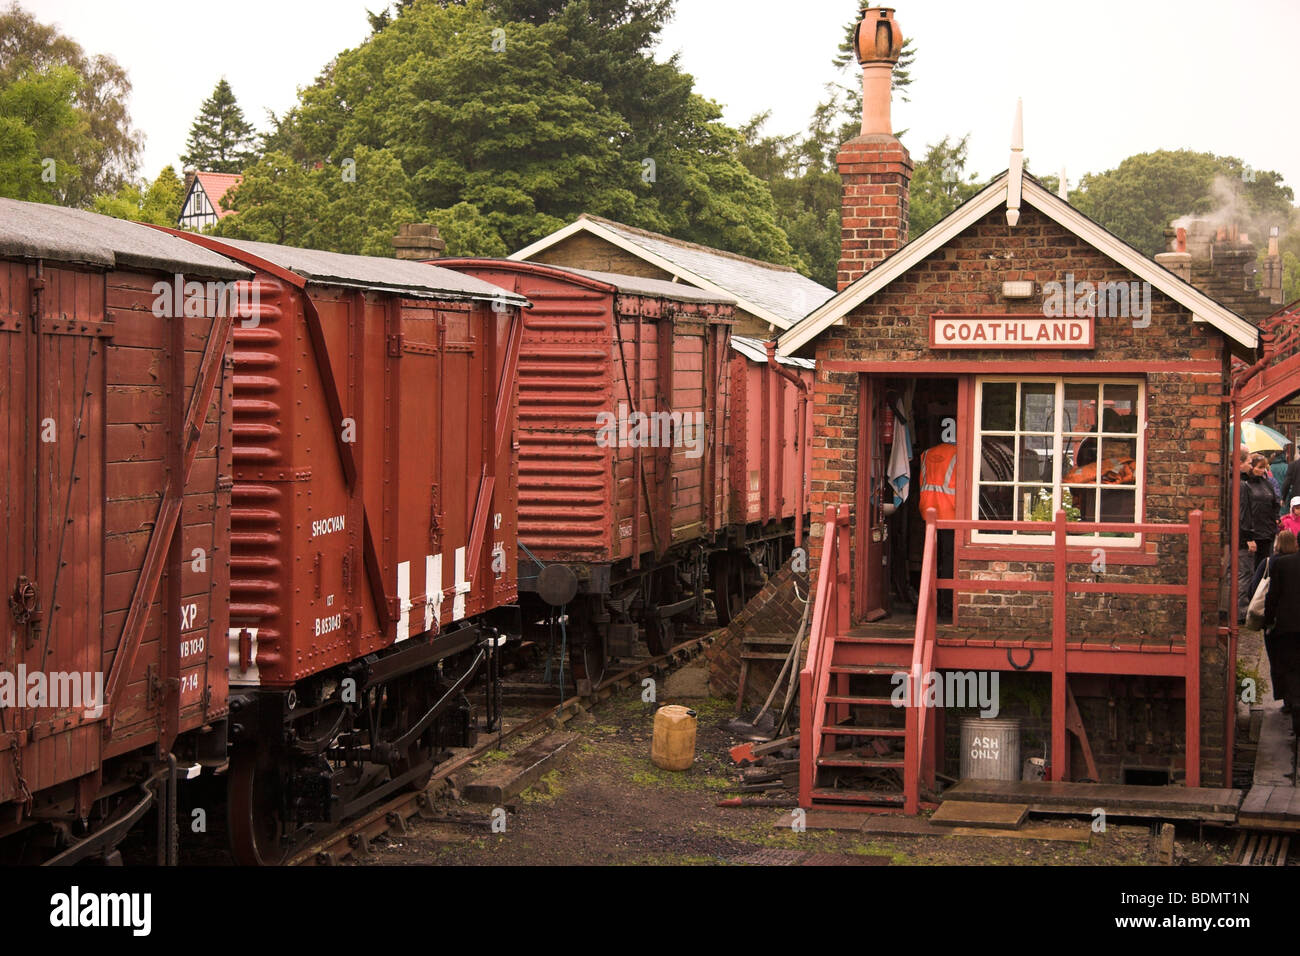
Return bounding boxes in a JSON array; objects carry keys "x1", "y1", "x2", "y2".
[
  {"x1": 392, "y1": 223, "x2": 447, "y2": 260},
  {"x1": 836, "y1": 6, "x2": 912, "y2": 291}
]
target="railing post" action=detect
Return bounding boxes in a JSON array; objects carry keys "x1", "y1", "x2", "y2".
[
  {"x1": 836, "y1": 503, "x2": 850, "y2": 633},
  {"x1": 1051, "y1": 508, "x2": 1068, "y2": 782},
  {"x1": 1186, "y1": 509, "x2": 1202, "y2": 788}
]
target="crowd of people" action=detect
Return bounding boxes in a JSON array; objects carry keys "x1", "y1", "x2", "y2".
[{"x1": 1240, "y1": 444, "x2": 1300, "y2": 734}]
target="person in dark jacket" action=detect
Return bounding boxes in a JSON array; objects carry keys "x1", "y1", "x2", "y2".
[
  {"x1": 1280, "y1": 447, "x2": 1300, "y2": 509},
  {"x1": 1240, "y1": 448, "x2": 1280, "y2": 620},
  {"x1": 1253, "y1": 530, "x2": 1298, "y2": 713},
  {"x1": 1262, "y1": 542, "x2": 1300, "y2": 734}
]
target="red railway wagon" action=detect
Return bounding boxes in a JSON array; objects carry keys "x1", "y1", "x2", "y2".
[
  {"x1": 440, "y1": 258, "x2": 805, "y2": 674},
  {"x1": 716, "y1": 335, "x2": 814, "y2": 619},
  {"x1": 162, "y1": 232, "x2": 526, "y2": 864},
  {"x1": 0, "y1": 198, "x2": 249, "y2": 863}
]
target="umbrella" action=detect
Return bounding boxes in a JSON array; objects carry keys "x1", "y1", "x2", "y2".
[{"x1": 1233, "y1": 420, "x2": 1291, "y2": 453}]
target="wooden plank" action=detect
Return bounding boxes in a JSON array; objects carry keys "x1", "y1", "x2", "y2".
[
  {"x1": 943, "y1": 779, "x2": 1241, "y2": 821},
  {"x1": 931, "y1": 800, "x2": 1028, "y2": 829},
  {"x1": 1263, "y1": 787, "x2": 1294, "y2": 819},
  {"x1": 1239, "y1": 786, "x2": 1272, "y2": 817},
  {"x1": 948, "y1": 824, "x2": 1090, "y2": 843},
  {"x1": 462, "y1": 732, "x2": 577, "y2": 805},
  {"x1": 860, "y1": 816, "x2": 951, "y2": 837}
]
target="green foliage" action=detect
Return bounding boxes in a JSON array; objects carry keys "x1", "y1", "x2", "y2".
[
  {"x1": 908, "y1": 135, "x2": 983, "y2": 238},
  {"x1": 181, "y1": 78, "x2": 258, "y2": 174},
  {"x1": 249, "y1": 0, "x2": 796, "y2": 263},
  {"x1": 0, "y1": 3, "x2": 142, "y2": 206},
  {"x1": 0, "y1": 64, "x2": 80, "y2": 202},
  {"x1": 215, "y1": 146, "x2": 420, "y2": 257},
  {"x1": 1028, "y1": 486, "x2": 1081, "y2": 522},
  {"x1": 1070, "y1": 150, "x2": 1294, "y2": 257},
  {"x1": 428, "y1": 201, "x2": 509, "y2": 257},
  {"x1": 90, "y1": 165, "x2": 185, "y2": 226}
]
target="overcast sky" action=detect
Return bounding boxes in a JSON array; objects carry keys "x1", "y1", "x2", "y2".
[{"x1": 23, "y1": 0, "x2": 1300, "y2": 198}]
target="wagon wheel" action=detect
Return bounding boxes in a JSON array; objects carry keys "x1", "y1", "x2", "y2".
[
  {"x1": 710, "y1": 551, "x2": 746, "y2": 626},
  {"x1": 228, "y1": 748, "x2": 290, "y2": 866},
  {"x1": 388, "y1": 678, "x2": 438, "y2": 793}
]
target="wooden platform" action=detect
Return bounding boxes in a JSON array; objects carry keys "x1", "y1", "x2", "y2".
[
  {"x1": 929, "y1": 800, "x2": 1028, "y2": 829},
  {"x1": 942, "y1": 779, "x2": 1241, "y2": 822},
  {"x1": 1239, "y1": 704, "x2": 1300, "y2": 830}
]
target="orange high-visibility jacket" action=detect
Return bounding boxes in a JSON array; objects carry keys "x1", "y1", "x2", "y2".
[{"x1": 918, "y1": 443, "x2": 957, "y2": 520}]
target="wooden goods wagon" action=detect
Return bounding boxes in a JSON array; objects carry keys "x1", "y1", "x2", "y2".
[
  {"x1": 163, "y1": 232, "x2": 526, "y2": 864},
  {"x1": 0, "y1": 198, "x2": 248, "y2": 862}
]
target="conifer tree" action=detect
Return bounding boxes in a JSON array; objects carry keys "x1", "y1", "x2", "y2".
[{"x1": 181, "y1": 78, "x2": 257, "y2": 173}]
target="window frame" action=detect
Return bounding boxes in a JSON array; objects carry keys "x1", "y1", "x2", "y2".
[{"x1": 971, "y1": 376, "x2": 1146, "y2": 547}]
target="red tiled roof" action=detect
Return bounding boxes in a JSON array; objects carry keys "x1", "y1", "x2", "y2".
[{"x1": 194, "y1": 172, "x2": 243, "y2": 219}]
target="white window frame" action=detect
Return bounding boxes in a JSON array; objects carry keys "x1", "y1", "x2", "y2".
[{"x1": 971, "y1": 376, "x2": 1146, "y2": 547}]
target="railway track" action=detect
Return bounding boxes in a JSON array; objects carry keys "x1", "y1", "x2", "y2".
[{"x1": 289, "y1": 625, "x2": 718, "y2": 866}]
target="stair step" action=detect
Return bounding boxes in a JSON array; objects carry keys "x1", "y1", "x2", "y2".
[
  {"x1": 824, "y1": 695, "x2": 894, "y2": 707},
  {"x1": 829, "y1": 664, "x2": 902, "y2": 676},
  {"x1": 817, "y1": 753, "x2": 905, "y2": 769},
  {"x1": 743, "y1": 635, "x2": 797, "y2": 646},
  {"x1": 821, "y1": 724, "x2": 906, "y2": 737},
  {"x1": 837, "y1": 635, "x2": 914, "y2": 646},
  {"x1": 810, "y1": 788, "x2": 906, "y2": 805}
]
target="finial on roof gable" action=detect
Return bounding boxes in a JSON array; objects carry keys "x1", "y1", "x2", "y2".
[
  {"x1": 1006, "y1": 98, "x2": 1024, "y2": 226},
  {"x1": 1058, "y1": 166, "x2": 1069, "y2": 201}
]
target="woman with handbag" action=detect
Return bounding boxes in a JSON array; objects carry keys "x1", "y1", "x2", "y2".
[{"x1": 1262, "y1": 530, "x2": 1300, "y2": 729}]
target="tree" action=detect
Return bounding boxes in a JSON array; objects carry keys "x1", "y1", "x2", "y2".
[
  {"x1": 0, "y1": 3, "x2": 142, "y2": 205},
  {"x1": 908, "y1": 135, "x2": 982, "y2": 237},
  {"x1": 215, "y1": 147, "x2": 422, "y2": 257},
  {"x1": 91, "y1": 165, "x2": 186, "y2": 226},
  {"x1": 1071, "y1": 150, "x2": 1294, "y2": 256},
  {"x1": 181, "y1": 78, "x2": 258, "y2": 174},
  {"x1": 260, "y1": 0, "x2": 797, "y2": 263},
  {"x1": 0, "y1": 64, "x2": 80, "y2": 202}
]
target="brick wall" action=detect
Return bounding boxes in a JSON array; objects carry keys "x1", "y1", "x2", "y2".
[
  {"x1": 806, "y1": 202, "x2": 1233, "y2": 783},
  {"x1": 837, "y1": 134, "x2": 912, "y2": 290},
  {"x1": 706, "y1": 557, "x2": 809, "y2": 707}
]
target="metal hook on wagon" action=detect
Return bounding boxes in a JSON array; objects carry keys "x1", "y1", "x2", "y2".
[{"x1": 1006, "y1": 647, "x2": 1035, "y2": 671}]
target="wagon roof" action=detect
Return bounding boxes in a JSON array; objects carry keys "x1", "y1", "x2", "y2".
[
  {"x1": 0, "y1": 197, "x2": 251, "y2": 278},
  {"x1": 510, "y1": 214, "x2": 834, "y2": 330},
  {"x1": 437, "y1": 257, "x2": 736, "y2": 305},
  {"x1": 730, "y1": 334, "x2": 814, "y2": 369},
  {"x1": 210, "y1": 237, "x2": 529, "y2": 305}
]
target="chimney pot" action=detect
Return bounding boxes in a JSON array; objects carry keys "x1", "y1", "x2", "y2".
[{"x1": 392, "y1": 222, "x2": 447, "y2": 260}]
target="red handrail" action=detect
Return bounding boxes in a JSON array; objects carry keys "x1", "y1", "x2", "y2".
[
  {"x1": 904, "y1": 509, "x2": 940, "y2": 813},
  {"x1": 799, "y1": 504, "x2": 847, "y2": 807},
  {"x1": 906, "y1": 508, "x2": 1205, "y2": 806}
]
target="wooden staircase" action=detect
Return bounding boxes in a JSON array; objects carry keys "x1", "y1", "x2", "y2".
[{"x1": 800, "y1": 505, "x2": 941, "y2": 814}]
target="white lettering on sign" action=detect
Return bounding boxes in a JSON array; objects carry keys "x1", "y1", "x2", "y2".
[
  {"x1": 311, "y1": 514, "x2": 346, "y2": 538},
  {"x1": 931, "y1": 314, "x2": 1093, "y2": 350},
  {"x1": 179, "y1": 602, "x2": 198, "y2": 630},
  {"x1": 180, "y1": 673, "x2": 199, "y2": 695},
  {"x1": 315, "y1": 614, "x2": 343, "y2": 637},
  {"x1": 179, "y1": 636, "x2": 205, "y2": 660}
]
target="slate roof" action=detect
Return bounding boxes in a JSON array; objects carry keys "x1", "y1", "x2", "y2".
[
  {"x1": 0, "y1": 196, "x2": 251, "y2": 278},
  {"x1": 511, "y1": 214, "x2": 835, "y2": 329}
]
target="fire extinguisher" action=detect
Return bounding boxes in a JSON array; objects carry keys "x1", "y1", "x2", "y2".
[{"x1": 881, "y1": 401, "x2": 895, "y2": 447}]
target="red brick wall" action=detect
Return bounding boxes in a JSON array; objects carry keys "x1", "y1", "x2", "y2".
[
  {"x1": 806, "y1": 202, "x2": 1233, "y2": 783},
  {"x1": 837, "y1": 135, "x2": 912, "y2": 290}
]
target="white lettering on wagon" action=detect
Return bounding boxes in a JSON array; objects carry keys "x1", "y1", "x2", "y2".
[
  {"x1": 315, "y1": 614, "x2": 343, "y2": 637},
  {"x1": 311, "y1": 514, "x2": 346, "y2": 538}
]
